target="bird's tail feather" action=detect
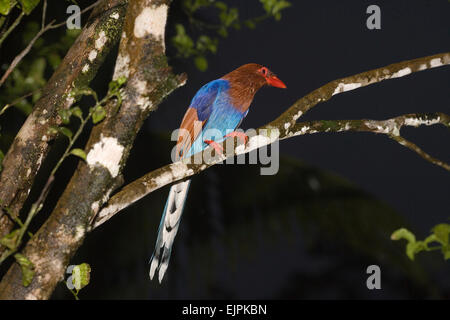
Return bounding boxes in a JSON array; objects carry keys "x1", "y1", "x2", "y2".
[{"x1": 149, "y1": 180, "x2": 191, "y2": 283}]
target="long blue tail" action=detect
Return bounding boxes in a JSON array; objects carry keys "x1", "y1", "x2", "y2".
[{"x1": 149, "y1": 180, "x2": 191, "y2": 283}]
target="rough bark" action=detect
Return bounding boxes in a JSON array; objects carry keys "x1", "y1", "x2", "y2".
[
  {"x1": 91, "y1": 54, "x2": 450, "y2": 228},
  {"x1": 0, "y1": 0, "x2": 127, "y2": 255},
  {"x1": 0, "y1": 0, "x2": 184, "y2": 300}
]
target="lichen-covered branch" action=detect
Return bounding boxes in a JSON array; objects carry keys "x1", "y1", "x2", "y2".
[
  {"x1": 0, "y1": 0, "x2": 185, "y2": 300},
  {"x1": 269, "y1": 52, "x2": 450, "y2": 132},
  {"x1": 92, "y1": 53, "x2": 450, "y2": 229},
  {"x1": 0, "y1": 0, "x2": 127, "y2": 255}
]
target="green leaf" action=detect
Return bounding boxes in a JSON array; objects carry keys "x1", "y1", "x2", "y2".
[
  {"x1": 14, "y1": 253, "x2": 35, "y2": 287},
  {"x1": 171, "y1": 24, "x2": 195, "y2": 58},
  {"x1": 194, "y1": 56, "x2": 208, "y2": 72},
  {"x1": 0, "y1": 229, "x2": 20, "y2": 250},
  {"x1": 0, "y1": 0, "x2": 13, "y2": 15},
  {"x1": 71, "y1": 87, "x2": 98, "y2": 102},
  {"x1": 444, "y1": 249, "x2": 450, "y2": 260},
  {"x1": 432, "y1": 223, "x2": 450, "y2": 245},
  {"x1": 215, "y1": 1, "x2": 227, "y2": 11},
  {"x1": 71, "y1": 263, "x2": 91, "y2": 290},
  {"x1": 47, "y1": 126, "x2": 59, "y2": 135},
  {"x1": 19, "y1": 0, "x2": 40, "y2": 15},
  {"x1": 58, "y1": 109, "x2": 72, "y2": 125},
  {"x1": 71, "y1": 107, "x2": 83, "y2": 120},
  {"x1": 58, "y1": 127, "x2": 73, "y2": 140},
  {"x1": 406, "y1": 241, "x2": 425, "y2": 261},
  {"x1": 423, "y1": 234, "x2": 438, "y2": 248},
  {"x1": 108, "y1": 77, "x2": 126, "y2": 92},
  {"x1": 92, "y1": 105, "x2": 106, "y2": 124},
  {"x1": 391, "y1": 228, "x2": 416, "y2": 243},
  {"x1": 244, "y1": 20, "x2": 256, "y2": 29},
  {"x1": 70, "y1": 148, "x2": 86, "y2": 161}
]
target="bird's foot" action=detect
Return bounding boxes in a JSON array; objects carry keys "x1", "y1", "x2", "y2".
[
  {"x1": 224, "y1": 131, "x2": 248, "y2": 145},
  {"x1": 204, "y1": 140, "x2": 223, "y2": 155}
]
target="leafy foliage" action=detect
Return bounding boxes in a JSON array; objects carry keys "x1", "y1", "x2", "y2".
[
  {"x1": 0, "y1": 28, "x2": 81, "y2": 116},
  {"x1": 66, "y1": 262, "x2": 91, "y2": 300},
  {"x1": 18, "y1": 0, "x2": 40, "y2": 15},
  {"x1": 172, "y1": 0, "x2": 291, "y2": 71},
  {"x1": 391, "y1": 224, "x2": 450, "y2": 260},
  {"x1": 14, "y1": 253, "x2": 34, "y2": 286}
]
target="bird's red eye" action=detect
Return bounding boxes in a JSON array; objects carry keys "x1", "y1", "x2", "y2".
[{"x1": 260, "y1": 67, "x2": 268, "y2": 76}]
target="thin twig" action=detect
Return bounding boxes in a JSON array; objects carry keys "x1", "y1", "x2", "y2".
[
  {"x1": 0, "y1": 90, "x2": 37, "y2": 116},
  {"x1": 42, "y1": 0, "x2": 47, "y2": 29}
]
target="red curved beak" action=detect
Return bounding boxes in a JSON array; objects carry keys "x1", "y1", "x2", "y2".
[{"x1": 266, "y1": 75, "x2": 287, "y2": 88}]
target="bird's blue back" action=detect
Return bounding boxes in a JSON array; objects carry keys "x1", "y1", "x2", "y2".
[{"x1": 184, "y1": 79, "x2": 247, "y2": 158}]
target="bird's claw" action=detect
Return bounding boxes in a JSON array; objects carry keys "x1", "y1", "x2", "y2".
[
  {"x1": 204, "y1": 140, "x2": 223, "y2": 155},
  {"x1": 224, "y1": 131, "x2": 248, "y2": 145}
]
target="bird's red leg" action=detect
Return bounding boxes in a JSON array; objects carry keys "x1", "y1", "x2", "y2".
[
  {"x1": 204, "y1": 140, "x2": 223, "y2": 155},
  {"x1": 224, "y1": 131, "x2": 248, "y2": 145}
]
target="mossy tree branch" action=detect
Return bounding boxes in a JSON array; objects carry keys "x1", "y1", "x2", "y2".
[
  {"x1": 91, "y1": 53, "x2": 450, "y2": 229},
  {"x1": 0, "y1": 0, "x2": 127, "y2": 256},
  {"x1": 0, "y1": 0, "x2": 185, "y2": 300}
]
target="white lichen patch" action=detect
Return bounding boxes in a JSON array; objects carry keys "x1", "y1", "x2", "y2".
[
  {"x1": 36, "y1": 153, "x2": 44, "y2": 168},
  {"x1": 134, "y1": 5, "x2": 168, "y2": 42},
  {"x1": 113, "y1": 53, "x2": 130, "y2": 79},
  {"x1": 134, "y1": 79, "x2": 147, "y2": 95},
  {"x1": 136, "y1": 96, "x2": 152, "y2": 111},
  {"x1": 235, "y1": 132, "x2": 278, "y2": 155},
  {"x1": 298, "y1": 126, "x2": 310, "y2": 135},
  {"x1": 365, "y1": 119, "x2": 400, "y2": 136},
  {"x1": 88, "y1": 50, "x2": 98, "y2": 62},
  {"x1": 418, "y1": 64, "x2": 427, "y2": 71},
  {"x1": 429, "y1": 58, "x2": 442, "y2": 68},
  {"x1": 74, "y1": 225, "x2": 85, "y2": 242},
  {"x1": 65, "y1": 95, "x2": 75, "y2": 109},
  {"x1": 404, "y1": 116, "x2": 440, "y2": 127},
  {"x1": 110, "y1": 12, "x2": 120, "y2": 20},
  {"x1": 152, "y1": 162, "x2": 193, "y2": 187},
  {"x1": 86, "y1": 135, "x2": 124, "y2": 177},
  {"x1": 292, "y1": 110, "x2": 303, "y2": 121},
  {"x1": 82, "y1": 64, "x2": 90, "y2": 73},
  {"x1": 332, "y1": 82, "x2": 362, "y2": 96},
  {"x1": 91, "y1": 201, "x2": 100, "y2": 214},
  {"x1": 95, "y1": 31, "x2": 107, "y2": 50},
  {"x1": 391, "y1": 67, "x2": 411, "y2": 78}
]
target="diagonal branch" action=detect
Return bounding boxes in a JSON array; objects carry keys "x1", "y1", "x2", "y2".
[
  {"x1": 91, "y1": 53, "x2": 450, "y2": 229},
  {"x1": 0, "y1": 0, "x2": 127, "y2": 255},
  {"x1": 0, "y1": 0, "x2": 185, "y2": 300}
]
